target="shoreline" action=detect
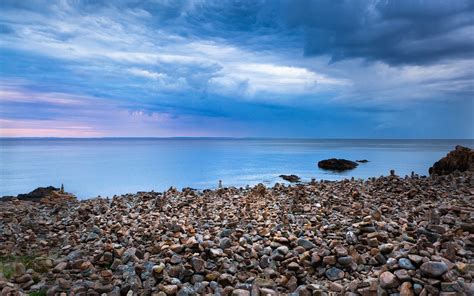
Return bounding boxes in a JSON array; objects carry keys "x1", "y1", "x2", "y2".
[{"x1": 1, "y1": 171, "x2": 473, "y2": 295}]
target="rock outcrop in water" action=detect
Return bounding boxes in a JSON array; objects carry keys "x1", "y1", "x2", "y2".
[
  {"x1": 0, "y1": 171, "x2": 472, "y2": 295},
  {"x1": 429, "y1": 145, "x2": 474, "y2": 176},
  {"x1": 318, "y1": 158, "x2": 358, "y2": 171},
  {"x1": 279, "y1": 175, "x2": 301, "y2": 183}
]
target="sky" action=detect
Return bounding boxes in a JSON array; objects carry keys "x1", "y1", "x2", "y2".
[{"x1": 0, "y1": 0, "x2": 473, "y2": 138}]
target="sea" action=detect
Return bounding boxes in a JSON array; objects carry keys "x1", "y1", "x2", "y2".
[{"x1": 0, "y1": 138, "x2": 472, "y2": 199}]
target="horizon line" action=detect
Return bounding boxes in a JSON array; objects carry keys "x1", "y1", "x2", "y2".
[{"x1": 1, "y1": 136, "x2": 473, "y2": 141}]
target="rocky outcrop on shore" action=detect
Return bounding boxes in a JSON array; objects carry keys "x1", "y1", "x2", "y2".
[
  {"x1": 1, "y1": 186, "x2": 76, "y2": 204},
  {"x1": 318, "y1": 159, "x2": 358, "y2": 171},
  {"x1": 429, "y1": 145, "x2": 474, "y2": 176},
  {"x1": 1, "y1": 171, "x2": 473, "y2": 295}
]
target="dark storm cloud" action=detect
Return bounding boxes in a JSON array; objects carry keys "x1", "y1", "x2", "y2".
[{"x1": 282, "y1": 0, "x2": 474, "y2": 65}]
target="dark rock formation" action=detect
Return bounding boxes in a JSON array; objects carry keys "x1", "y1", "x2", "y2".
[
  {"x1": 279, "y1": 174, "x2": 301, "y2": 182},
  {"x1": 356, "y1": 159, "x2": 369, "y2": 163},
  {"x1": 318, "y1": 158, "x2": 358, "y2": 171},
  {"x1": 16, "y1": 186, "x2": 59, "y2": 201},
  {"x1": 1, "y1": 186, "x2": 76, "y2": 203},
  {"x1": 429, "y1": 145, "x2": 474, "y2": 175}
]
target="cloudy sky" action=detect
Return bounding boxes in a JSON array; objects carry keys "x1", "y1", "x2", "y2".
[{"x1": 0, "y1": 0, "x2": 473, "y2": 138}]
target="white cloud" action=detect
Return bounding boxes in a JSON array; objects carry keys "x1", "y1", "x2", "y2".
[
  {"x1": 0, "y1": 5, "x2": 348, "y2": 99},
  {"x1": 128, "y1": 68, "x2": 168, "y2": 80}
]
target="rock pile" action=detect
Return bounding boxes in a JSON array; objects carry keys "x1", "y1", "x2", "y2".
[{"x1": 0, "y1": 171, "x2": 473, "y2": 295}]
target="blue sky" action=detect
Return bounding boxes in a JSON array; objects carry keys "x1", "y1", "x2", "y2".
[{"x1": 0, "y1": 0, "x2": 473, "y2": 138}]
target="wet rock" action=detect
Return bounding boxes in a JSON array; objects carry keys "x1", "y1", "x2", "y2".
[
  {"x1": 279, "y1": 175, "x2": 301, "y2": 183},
  {"x1": 318, "y1": 158, "x2": 358, "y2": 171}
]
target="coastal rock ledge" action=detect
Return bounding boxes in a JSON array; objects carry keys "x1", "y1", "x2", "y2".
[
  {"x1": 429, "y1": 145, "x2": 474, "y2": 175},
  {"x1": 1, "y1": 171, "x2": 472, "y2": 295}
]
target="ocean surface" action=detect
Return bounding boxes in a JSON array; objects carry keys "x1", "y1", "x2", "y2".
[{"x1": 0, "y1": 138, "x2": 472, "y2": 199}]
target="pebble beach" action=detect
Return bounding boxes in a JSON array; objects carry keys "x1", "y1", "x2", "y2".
[{"x1": 0, "y1": 169, "x2": 473, "y2": 295}]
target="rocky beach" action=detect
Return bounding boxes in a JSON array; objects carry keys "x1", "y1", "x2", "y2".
[{"x1": 0, "y1": 147, "x2": 473, "y2": 296}]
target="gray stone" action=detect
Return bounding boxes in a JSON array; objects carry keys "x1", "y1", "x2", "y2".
[{"x1": 420, "y1": 261, "x2": 449, "y2": 277}]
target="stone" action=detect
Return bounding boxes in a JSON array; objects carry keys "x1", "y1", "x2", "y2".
[
  {"x1": 440, "y1": 281, "x2": 462, "y2": 292},
  {"x1": 379, "y1": 243, "x2": 394, "y2": 254},
  {"x1": 398, "y1": 258, "x2": 416, "y2": 270},
  {"x1": 337, "y1": 256, "x2": 353, "y2": 266},
  {"x1": 394, "y1": 269, "x2": 411, "y2": 281},
  {"x1": 346, "y1": 231, "x2": 358, "y2": 244},
  {"x1": 153, "y1": 263, "x2": 165, "y2": 274},
  {"x1": 329, "y1": 282, "x2": 343, "y2": 292},
  {"x1": 325, "y1": 267, "x2": 344, "y2": 281},
  {"x1": 287, "y1": 262, "x2": 300, "y2": 271},
  {"x1": 259, "y1": 288, "x2": 278, "y2": 295},
  {"x1": 379, "y1": 271, "x2": 399, "y2": 288},
  {"x1": 162, "y1": 285, "x2": 179, "y2": 295},
  {"x1": 334, "y1": 246, "x2": 348, "y2": 257},
  {"x1": 220, "y1": 237, "x2": 232, "y2": 249},
  {"x1": 400, "y1": 282, "x2": 415, "y2": 296},
  {"x1": 53, "y1": 262, "x2": 67, "y2": 273},
  {"x1": 94, "y1": 283, "x2": 114, "y2": 293},
  {"x1": 323, "y1": 255, "x2": 336, "y2": 265},
  {"x1": 276, "y1": 246, "x2": 289, "y2": 255},
  {"x1": 57, "y1": 278, "x2": 71, "y2": 289},
  {"x1": 209, "y1": 248, "x2": 223, "y2": 257},
  {"x1": 296, "y1": 238, "x2": 316, "y2": 250},
  {"x1": 420, "y1": 261, "x2": 449, "y2": 277},
  {"x1": 232, "y1": 289, "x2": 250, "y2": 296},
  {"x1": 190, "y1": 257, "x2": 205, "y2": 273},
  {"x1": 170, "y1": 254, "x2": 182, "y2": 264}
]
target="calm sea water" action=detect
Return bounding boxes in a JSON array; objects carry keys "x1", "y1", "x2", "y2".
[{"x1": 0, "y1": 138, "x2": 472, "y2": 199}]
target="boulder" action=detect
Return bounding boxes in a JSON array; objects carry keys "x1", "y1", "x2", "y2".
[
  {"x1": 429, "y1": 145, "x2": 474, "y2": 175},
  {"x1": 318, "y1": 159, "x2": 358, "y2": 171},
  {"x1": 356, "y1": 159, "x2": 369, "y2": 163},
  {"x1": 279, "y1": 175, "x2": 301, "y2": 182}
]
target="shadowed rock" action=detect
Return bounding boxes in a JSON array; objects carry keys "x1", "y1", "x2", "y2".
[
  {"x1": 429, "y1": 145, "x2": 474, "y2": 175},
  {"x1": 279, "y1": 174, "x2": 301, "y2": 182},
  {"x1": 1, "y1": 186, "x2": 76, "y2": 203},
  {"x1": 318, "y1": 158, "x2": 358, "y2": 171}
]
